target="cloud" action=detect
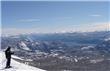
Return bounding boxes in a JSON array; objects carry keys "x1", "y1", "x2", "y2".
[
  {"x1": 73, "y1": 22, "x2": 110, "y2": 32},
  {"x1": 89, "y1": 14, "x2": 102, "y2": 17},
  {"x1": 1, "y1": 22, "x2": 109, "y2": 36},
  {"x1": 2, "y1": 28, "x2": 41, "y2": 36},
  {"x1": 18, "y1": 19, "x2": 40, "y2": 22},
  {"x1": 54, "y1": 22, "x2": 110, "y2": 33},
  {"x1": 2, "y1": 27, "x2": 54, "y2": 36},
  {"x1": 57, "y1": 17, "x2": 73, "y2": 20}
]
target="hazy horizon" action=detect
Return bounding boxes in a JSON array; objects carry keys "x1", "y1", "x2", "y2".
[{"x1": 1, "y1": 1, "x2": 110, "y2": 35}]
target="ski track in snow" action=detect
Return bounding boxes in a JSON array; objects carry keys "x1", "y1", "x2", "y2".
[{"x1": 0, "y1": 51, "x2": 45, "y2": 71}]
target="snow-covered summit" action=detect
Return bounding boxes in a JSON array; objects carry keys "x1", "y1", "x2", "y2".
[
  {"x1": 104, "y1": 37, "x2": 110, "y2": 41},
  {"x1": 19, "y1": 41, "x2": 30, "y2": 51},
  {"x1": 0, "y1": 51, "x2": 45, "y2": 71}
]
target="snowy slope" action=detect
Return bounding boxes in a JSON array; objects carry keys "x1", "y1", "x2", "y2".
[
  {"x1": 19, "y1": 41, "x2": 30, "y2": 51},
  {"x1": 104, "y1": 37, "x2": 110, "y2": 41},
  {"x1": 0, "y1": 51, "x2": 45, "y2": 71}
]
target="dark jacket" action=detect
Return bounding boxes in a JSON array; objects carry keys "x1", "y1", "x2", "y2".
[{"x1": 5, "y1": 47, "x2": 14, "y2": 59}]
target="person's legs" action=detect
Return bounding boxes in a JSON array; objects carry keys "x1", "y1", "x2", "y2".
[
  {"x1": 6, "y1": 58, "x2": 11, "y2": 68},
  {"x1": 6, "y1": 59, "x2": 8, "y2": 68},
  {"x1": 8, "y1": 58, "x2": 11, "y2": 67}
]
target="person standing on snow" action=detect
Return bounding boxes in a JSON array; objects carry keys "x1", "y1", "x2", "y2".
[{"x1": 5, "y1": 46, "x2": 14, "y2": 68}]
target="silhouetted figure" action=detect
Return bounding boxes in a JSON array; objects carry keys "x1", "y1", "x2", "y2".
[{"x1": 5, "y1": 46, "x2": 14, "y2": 68}]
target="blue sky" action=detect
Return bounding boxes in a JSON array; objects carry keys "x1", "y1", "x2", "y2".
[{"x1": 1, "y1": 1, "x2": 110, "y2": 35}]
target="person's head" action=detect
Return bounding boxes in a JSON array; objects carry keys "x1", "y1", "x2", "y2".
[{"x1": 6, "y1": 46, "x2": 11, "y2": 51}]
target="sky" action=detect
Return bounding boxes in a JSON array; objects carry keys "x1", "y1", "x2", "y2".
[{"x1": 1, "y1": 1, "x2": 110, "y2": 35}]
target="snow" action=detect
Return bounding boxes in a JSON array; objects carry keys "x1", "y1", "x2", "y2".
[
  {"x1": 90, "y1": 59, "x2": 104, "y2": 64},
  {"x1": 104, "y1": 37, "x2": 110, "y2": 41},
  {"x1": 27, "y1": 36, "x2": 33, "y2": 42},
  {"x1": 74, "y1": 58, "x2": 78, "y2": 62},
  {"x1": 19, "y1": 42, "x2": 30, "y2": 51},
  {"x1": 11, "y1": 55, "x2": 24, "y2": 61},
  {"x1": 0, "y1": 51, "x2": 45, "y2": 71},
  {"x1": 35, "y1": 42, "x2": 40, "y2": 45},
  {"x1": 81, "y1": 46, "x2": 94, "y2": 50}
]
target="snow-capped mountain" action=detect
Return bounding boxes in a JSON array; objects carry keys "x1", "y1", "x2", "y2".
[
  {"x1": 104, "y1": 37, "x2": 110, "y2": 41},
  {"x1": 1, "y1": 31, "x2": 110, "y2": 70},
  {"x1": 96, "y1": 37, "x2": 110, "y2": 52},
  {"x1": 19, "y1": 41, "x2": 30, "y2": 51}
]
